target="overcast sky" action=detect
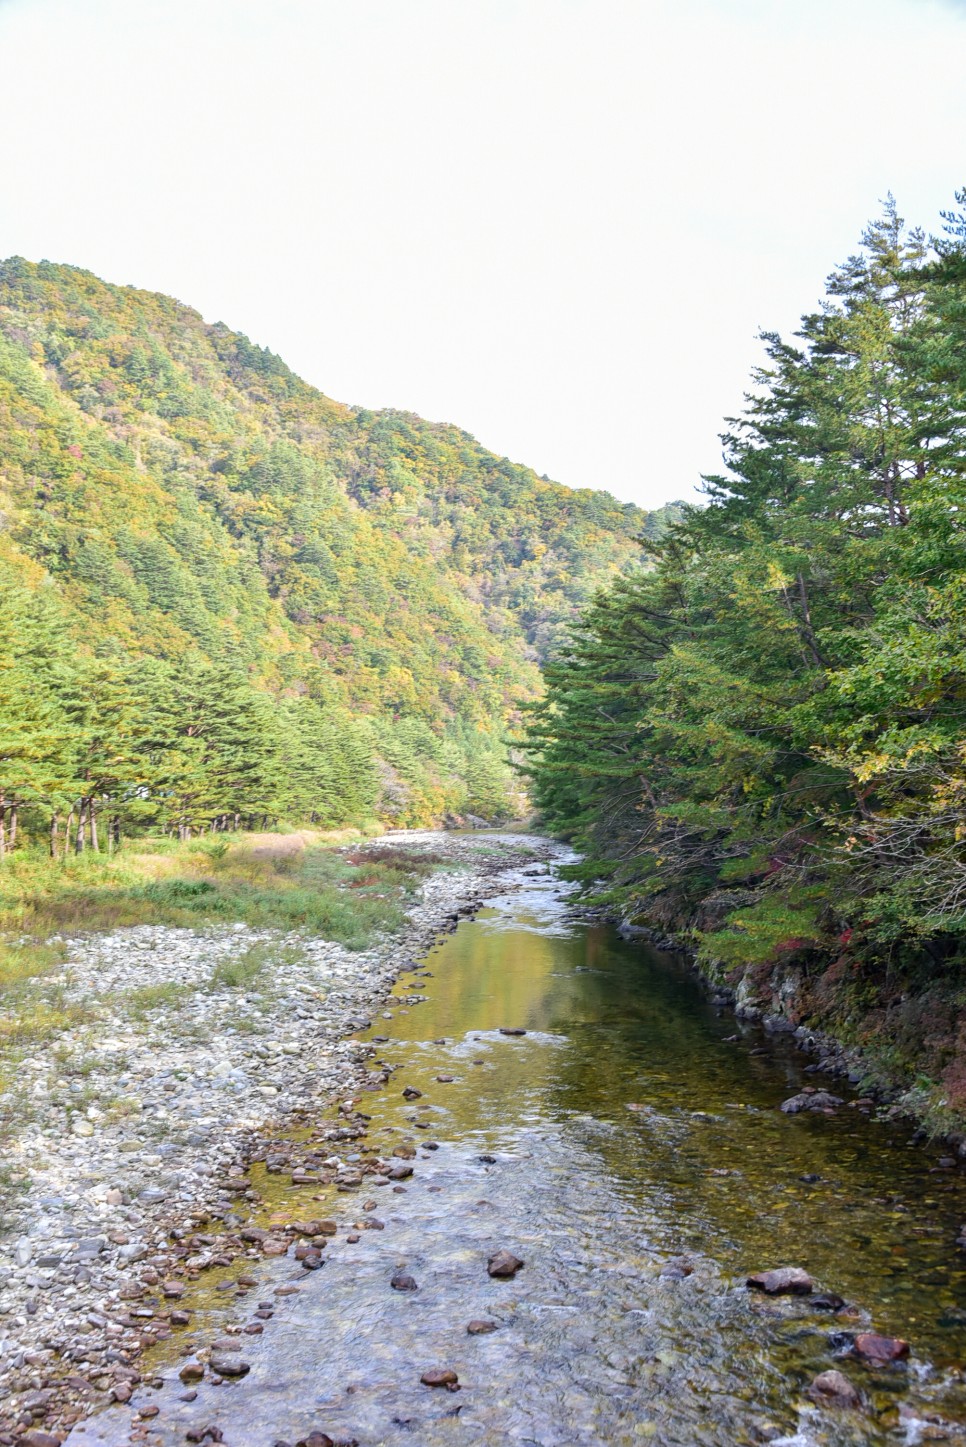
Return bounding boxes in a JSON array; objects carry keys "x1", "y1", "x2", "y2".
[{"x1": 1, "y1": 0, "x2": 965, "y2": 507}]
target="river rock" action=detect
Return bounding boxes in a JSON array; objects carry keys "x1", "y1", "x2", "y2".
[
  {"x1": 808, "y1": 1369, "x2": 861, "y2": 1408},
  {"x1": 421, "y1": 1368, "x2": 459, "y2": 1388},
  {"x1": 780, "y1": 1091, "x2": 844, "y2": 1114},
  {"x1": 391, "y1": 1272, "x2": 418, "y2": 1291},
  {"x1": 487, "y1": 1249, "x2": 524, "y2": 1278},
  {"x1": 467, "y1": 1319, "x2": 498, "y2": 1334},
  {"x1": 746, "y1": 1267, "x2": 813, "y2": 1295},
  {"x1": 210, "y1": 1354, "x2": 251, "y2": 1377},
  {"x1": 499, "y1": 1028, "x2": 526, "y2": 1036},
  {"x1": 402, "y1": 1087, "x2": 422, "y2": 1100},
  {"x1": 179, "y1": 1359, "x2": 205, "y2": 1383},
  {"x1": 853, "y1": 1331, "x2": 910, "y2": 1363}
]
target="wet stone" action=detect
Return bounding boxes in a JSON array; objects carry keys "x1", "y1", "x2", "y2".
[
  {"x1": 209, "y1": 1354, "x2": 251, "y2": 1377},
  {"x1": 467, "y1": 1319, "x2": 498, "y2": 1334},
  {"x1": 853, "y1": 1331, "x2": 911, "y2": 1363},
  {"x1": 487, "y1": 1249, "x2": 524, "y2": 1278},
  {"x1": 391, "y1": 1272, "x2": 418, "y2": 1292},
  {"x1": 808, "y1": 1369, "x2": 862, "y2": 1409},
  {"x1": 746, "y1": 1267, "x2": 813, "y2": 1295},
  {"x1": 780, "y1": 1091, "x2": 844, "y2": 1114},
  {"x1": 421, "y1": 1367, "x2": 459, "y2": 1389},
  {"x1": 811, "y1": 1293, "x2": 847, "y2": 1312}
]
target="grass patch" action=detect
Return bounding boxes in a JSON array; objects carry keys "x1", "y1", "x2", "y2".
[
  {"x1": 0, "y1": 833, "x2": 448, "y2": 1073},
  {"x1": 127, "y1": 980, "x2": 193, "y2": 1017}
]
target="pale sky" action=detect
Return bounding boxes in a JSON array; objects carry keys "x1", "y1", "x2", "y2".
[{"x1": 1, "y1": 0, "x2": 965, "y2": 508}]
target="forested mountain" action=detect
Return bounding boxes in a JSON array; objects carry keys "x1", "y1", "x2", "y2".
[
  {"x1": 0, "y1": 257, "x2": 680, "y2": 845},
  {"x1": 524, "y1": 196, "x2": 966, "y2": 1115}
]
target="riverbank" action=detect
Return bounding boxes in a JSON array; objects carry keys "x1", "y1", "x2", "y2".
[
  {"x1": 612, "y1": 908, "x2": 966, "y2": 1152},
  {"x1": 0, "y1": 831, "x2": 554, "y2": 1442}
]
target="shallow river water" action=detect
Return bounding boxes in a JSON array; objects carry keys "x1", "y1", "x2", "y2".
[{"x1": 74, "y1": 850, "x2": 966, "y2": 1446}]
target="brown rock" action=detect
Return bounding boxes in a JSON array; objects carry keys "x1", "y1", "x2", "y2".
[
  {"x1": 499, "y1": 1028, "x2": 526, "y2": 1036},
  {"x1": 170, "y1": 1309, "x2": 192, "y2": 1326},
  {"x1": 487, "y1": 1249, "x2": 524, "y2": 1278},
  {"x1": 161, "y1": 1280, "x2": 184, "y2": 1299},
  {"x1": 467, "y1": 1319, "x2": 498, "y2": 1334},
  {"x1": 420, "y1": 1368, "x2": 459, "y2": 1388},
  {"x1": 179, "y1": 1360, "x2": 205, "y2": 1383},
  {"x1": 402, "y1": 1087, "x2": 422, "y2": 1100},
  {"x1": 436, "y1": 1075, "x2": 455, "y2": 1083},
  {"x1": 391, "y1": 1272, "x2": 418, "y2": 1292},
  {"x1": 21, "y1": 1434, "x2": 61, "y2": 1447},
  {"x1": 746, "y1": 1267, "x2": 813, "y2": 1295},
  {"x1": 808, "y1": 1369, "x2": 861, "y2": 1408},
  {"x1": 853, "y1": 1332, "x2": 910, "y2": 1363},
  {"x1": 138, "y1": 1406, "x2": 160, "y2": 1420},
  {"x1": 262, "y1": 1237, "x2": 290, "y2": 1256},
  {"x1": 295, "y1": 1435, "x2": 334, "y2": 1447}
]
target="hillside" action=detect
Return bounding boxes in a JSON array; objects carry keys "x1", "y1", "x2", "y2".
[
  {"x1": 523, "y1": 198, "x2": 966, "y2": 1128},
  {"x1": 0, "y1": 257, "x2": 679, "y2": 834}
]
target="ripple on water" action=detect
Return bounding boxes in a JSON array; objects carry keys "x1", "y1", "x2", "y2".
[{"x1": 69, "y1": 854, "x2": 966, "y2": 1447}]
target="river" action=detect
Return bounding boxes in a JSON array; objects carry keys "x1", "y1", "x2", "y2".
[{"x1": 72, "y1": 846, "x2": 966, "y2": 1446}]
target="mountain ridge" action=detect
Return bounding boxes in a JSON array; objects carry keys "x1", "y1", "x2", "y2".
[{"x1": 0, "y1": 255, "x2": 682, "y2": 829}]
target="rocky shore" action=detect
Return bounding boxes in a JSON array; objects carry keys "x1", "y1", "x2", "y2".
[
  {"x1": 612, "y1": 915, "x2": 966, "y2": 1154},
  {"x1": 0, "y1": 831, "x2": 553, "y2": 1443}
]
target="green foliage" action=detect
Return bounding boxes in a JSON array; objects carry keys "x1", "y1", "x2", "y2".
[
  {"x1": 0, "y1": 257, "x2": 679, "y2": 847},
  {"x1": 523, "y1": 194, "x2": 966, "y2": 979}
]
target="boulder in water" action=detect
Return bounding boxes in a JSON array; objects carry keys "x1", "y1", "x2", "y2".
[
  {"x1": 487, "y1": 1249, "x2": 524, "y2": 1278},
  {"x1": 746, "y1": 1267, "x2": 813, "y2": 1295},
  {"x1": 807, "y1": 1369, "x2": 861, "y2": 1408},
  {"x1": 853, "y1": 1331, "x2": 910, "y2": 1363},
  {"x1": 780, "y1": 1090, "x2": 844, "y2": 1114}
]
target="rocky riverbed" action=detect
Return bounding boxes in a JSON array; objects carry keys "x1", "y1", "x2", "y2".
[{"x1": 0, "y1": 831, "x2": 554, "y2": 1443}]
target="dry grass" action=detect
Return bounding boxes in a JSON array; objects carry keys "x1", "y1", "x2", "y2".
[{"x1": 0, "y1": 833, "x2": 435, "y2": 1052}]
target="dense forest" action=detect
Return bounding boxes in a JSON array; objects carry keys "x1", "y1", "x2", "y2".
[
  {"x1": 0, "y1": 258, "x2": 681, "y2": 850},
  {"x1": 524, "y1": 197, "x2": 966, "y2": 1116}
]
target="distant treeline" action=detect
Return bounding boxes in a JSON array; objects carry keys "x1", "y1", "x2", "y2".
[
  {"x1": 524, "y1": 196, "x2": 966, "y2": 977},
  {"x1": 0, "y1": 257, "x2": 683, "y2": 855},
  {"x1": 1, "y1": 577, "x2": 515, "y2": 854}
]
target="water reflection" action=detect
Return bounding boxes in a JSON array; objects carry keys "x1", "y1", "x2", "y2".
[{"x1": 73, "y1": 853, "x2": 966, "y2": 1447}]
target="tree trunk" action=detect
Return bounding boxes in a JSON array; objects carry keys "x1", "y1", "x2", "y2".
[
  {"x1": 75, "y1": 798, "x2": 87, "y2": 854},
  {"x1": 50, "y1": 812, "x2": 60, "y2": 860},
  {"x1": 112, "y1": 815, "x2": 121, "y2": 850},
  {"x1": 89, "y1": 798, "x2": 99, "y2": 853},
  {"x1": 64, "y1": 807, "x2": 75, "y2": 858},
  {"x1": 8, "y1": 805, "x2": 17, "y2": 850},
  {"x1": 0, "y1": 796, "x2": 6, "y2": 863}
]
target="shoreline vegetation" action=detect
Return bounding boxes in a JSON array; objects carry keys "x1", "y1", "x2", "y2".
[{"x1": 523, "y1": 195, "x2": 966, "y2": 1141}]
